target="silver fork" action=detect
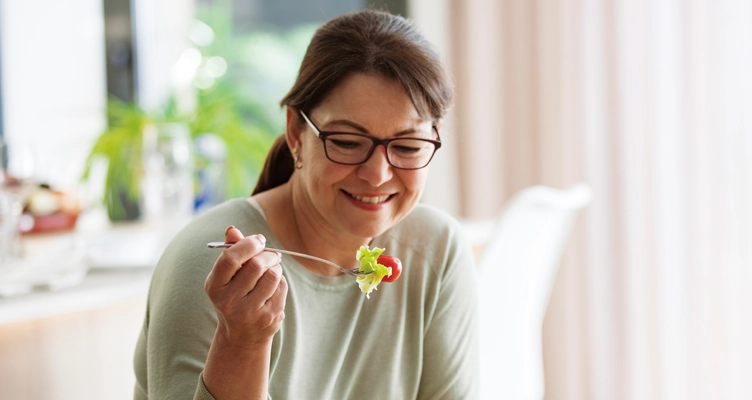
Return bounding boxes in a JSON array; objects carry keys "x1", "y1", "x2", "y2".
[{"x1": 207, "y1": 242, "x2": 372, "y2": 277}]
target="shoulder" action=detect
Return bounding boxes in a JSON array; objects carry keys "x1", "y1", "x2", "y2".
[
  {"x1": 185, "y1": 198, "x2": 262, "y2": 235},
  {"x1": 148, "y1": 198, "x2": 267, "y2": 302},
  {"x1": 169, "y1": 198, "x2": 266, "y2": 249}
]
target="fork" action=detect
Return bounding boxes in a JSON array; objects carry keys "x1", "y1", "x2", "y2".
[{"x1": 207, "y1": 242, "x2": 372, "y2": 277}]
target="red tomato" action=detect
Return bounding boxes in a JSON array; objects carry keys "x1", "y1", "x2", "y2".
[{"x1": 377, "y1": 255, "x2": 402, "y2": 283}]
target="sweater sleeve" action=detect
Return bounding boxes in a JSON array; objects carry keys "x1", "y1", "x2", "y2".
[
  {"x1": 195, "y1": 373, "x2": 217, "y2": 400},
  {"x1": 133, "y1": 200, "x2": 271, "y2": 399},
  {"x1": 417, "y1": 223, "x2": 480, "y2": 400},
  {"x1": 134, "y1": 222, "x2": 221, "y2": 399}
]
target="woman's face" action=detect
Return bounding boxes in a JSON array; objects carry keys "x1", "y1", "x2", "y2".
[{"x1": 288, "y1": 73, "x2": 436, "y2": 240}]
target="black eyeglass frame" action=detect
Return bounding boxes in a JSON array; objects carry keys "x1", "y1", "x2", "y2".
[{"x1": 299, "y1": 110, "x2": 442, "y2": 170}]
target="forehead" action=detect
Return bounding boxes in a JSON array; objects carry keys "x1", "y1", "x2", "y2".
[{"x1": 312, "y1": 73, "x2": 429, "y2": 129}]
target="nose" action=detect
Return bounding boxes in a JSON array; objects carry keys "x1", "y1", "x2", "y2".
[{"x1": 356, "y1": 145, "x2": 393, "y2": 186}]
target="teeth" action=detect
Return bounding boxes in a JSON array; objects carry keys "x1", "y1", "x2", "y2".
[{"x1": 351, "y1": 194, "x2": 390, "y2": 203}]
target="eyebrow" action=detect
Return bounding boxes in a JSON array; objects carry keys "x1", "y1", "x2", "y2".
[{"x1": 323, "y1": 119, "x2": 431, "y2": 138}]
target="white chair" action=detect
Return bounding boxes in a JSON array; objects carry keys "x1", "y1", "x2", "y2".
[{"x1": 472, "y1": 184, "x2": 592, "y2": 400}]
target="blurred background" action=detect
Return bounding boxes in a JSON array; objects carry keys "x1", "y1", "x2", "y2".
[{"x1": 0, "y1": 0, "x2": 750, "y2": 399}]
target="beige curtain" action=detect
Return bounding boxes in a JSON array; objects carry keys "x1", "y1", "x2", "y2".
[{"x1": 447, "y1": 0, "x2": 752, "y2": 399}]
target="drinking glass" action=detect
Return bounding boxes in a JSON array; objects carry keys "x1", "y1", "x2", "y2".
[
  {"x1": 141, "y1": 123, "x2": 194, "y2": 224},
  {"x1": 0, "y1": 139, "x2": 24, "y2": 266}
]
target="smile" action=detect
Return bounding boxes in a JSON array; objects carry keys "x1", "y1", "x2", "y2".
[{"x1": 343, "y1": 190, "x2": 393, "y2": 204}]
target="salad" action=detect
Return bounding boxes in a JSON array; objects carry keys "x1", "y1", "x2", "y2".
[{"x1": 355, "y1": 246, "x2": 402, "y2": 298}]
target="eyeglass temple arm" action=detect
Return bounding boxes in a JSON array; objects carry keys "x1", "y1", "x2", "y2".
[{"x1": 299, "y1": 110, "x2": 321, "y2": 137}]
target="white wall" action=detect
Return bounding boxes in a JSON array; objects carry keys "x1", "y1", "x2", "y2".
[
  {"x1": 408, "y1": 0, "x2": 461, "y2": 217},
  {"x1": 132, "y1": 0, "x2": 195, "y2": 111},
  {"x1": 0, "y1": 0, "x2": 107, "y2": 190}
]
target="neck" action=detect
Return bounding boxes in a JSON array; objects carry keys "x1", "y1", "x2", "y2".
[{"x1": 257, "y1": 182, "x2": 371, "y2": 276}]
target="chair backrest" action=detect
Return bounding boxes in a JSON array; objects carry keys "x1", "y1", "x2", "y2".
[{"x1": 476, "y1": 184, "x2": 592, "y2": 400}]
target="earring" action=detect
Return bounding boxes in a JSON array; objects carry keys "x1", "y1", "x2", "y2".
[{"x1": 292, "y1": 148, "x2": 303, "y2": 169}]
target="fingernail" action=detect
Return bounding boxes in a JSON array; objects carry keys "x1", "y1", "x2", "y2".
[
  {"x1": 276, "y1": 251, "x2": 282, "y2": 260},
  {"x1": 256, "y1": 234, "x2": 266, "y2": 244},
  {"x1": 225, "y1": 225, "x2": 235, "y2": 235}
]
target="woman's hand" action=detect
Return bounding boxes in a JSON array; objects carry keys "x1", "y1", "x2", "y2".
[
  {"x1": 204, "y1": 226, "x2": 288, "y2": 348},
  {"x1": 202, "y1": 226, "x2": 287, "y2": 398}
]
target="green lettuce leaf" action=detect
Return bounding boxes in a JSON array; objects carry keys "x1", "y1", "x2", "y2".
[{"x1": 355, "y1": 245, "x2": 392, "y2": 299}]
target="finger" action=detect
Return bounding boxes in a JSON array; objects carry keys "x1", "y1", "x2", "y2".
[
  {"x1": 265, "y1": 274, "x2": 288, "y2": 315},
  {"x1": 224, "y1": 225, "x2": 245, "y2": 244},
  {"x1": 208, "y1": 233, "x2": 266, "y2": 287},
  {"x1": 245, "y1": 262, "x2": 284, "y2": 308},
  {"x1": 229, "y1": 251, "x2": 281, "y2": 297}
]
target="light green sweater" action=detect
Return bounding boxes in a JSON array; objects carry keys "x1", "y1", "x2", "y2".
[{"x1": 133, "y1": 198, "x2": 479, "y2": 399}]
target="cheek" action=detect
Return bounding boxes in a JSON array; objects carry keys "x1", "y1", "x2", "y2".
[
  {"x1": 309, "y1": 157, "x2": 356, "y2": 193},
  {"x1": 397, "y1": 170, "x2": 428, "y2": 198},
  {"x1": 304, "y1": 143, "x2": 345, "y2": 179},
  {"x1": 322, "y1": 162, "x2": 357, "y2": 183}
]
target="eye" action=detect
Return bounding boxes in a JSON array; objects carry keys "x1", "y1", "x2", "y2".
[
  {"x1": 392, "y1": 144, "x2": 422, "y2": 154},
  {"x1": 389, "y1": 139, "x2": 432, "y2": 156},
  {"x1": 329, "y1": 138, "x2": 364, "y2": 150}
]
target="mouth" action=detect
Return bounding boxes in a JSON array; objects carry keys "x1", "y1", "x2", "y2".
[{"x1": 342, "y1": 190, "x2": 394, "y2": 204}]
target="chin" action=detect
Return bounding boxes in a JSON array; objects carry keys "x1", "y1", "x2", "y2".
[{"x1": 345, "y1": 218, "x2": 392, "y2": 239}]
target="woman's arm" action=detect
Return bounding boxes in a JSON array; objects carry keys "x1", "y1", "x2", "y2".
[
  {"x1": 201, "y1": 226, "x2": 287, "y2": 399},
  {"x1": 133, "y1": 209, "x2": 286, "y2": 400},
  {"x1": 417, "y1": 232, "x2": 480, "y2": 400},
  {"x1": 201, "y1": 336, "x2": 273, "y2": 399}
]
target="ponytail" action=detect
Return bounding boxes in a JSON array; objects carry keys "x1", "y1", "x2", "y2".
[{"x1": 252, "y1": 134, "x2": 294, "y2": 195}]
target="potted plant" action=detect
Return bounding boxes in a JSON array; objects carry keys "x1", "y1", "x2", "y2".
[
  {"x1": 82, "y1": 86, "x2": 274, "y2": 222},
  {"x1": 82, "y1": 98, "x2": 150, "y2": 221},
  {"x1": 82, "y1": 2, "x2": 314, "y2": 222}
]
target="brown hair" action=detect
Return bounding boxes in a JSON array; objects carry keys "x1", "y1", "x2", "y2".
[{"x1": 252, "y1": 9, "x2": 453, "y2": 195}]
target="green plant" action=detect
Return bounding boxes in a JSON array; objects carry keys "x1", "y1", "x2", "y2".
[
  {"x1": 82, "y1": 88, "x2": 274, "y2": 221},
  {"x1": 188, "y1": 81, "x2": 273, "y2": 199},
  {"x1": 194, "y1": 0, "x2": 316, "y2": 135},
  {"x1": 83, "y1": 1, "x2": 315, "y2": 221},
  {"x1": 81, "y1": 98, "x2": 150, "y2": 221}
]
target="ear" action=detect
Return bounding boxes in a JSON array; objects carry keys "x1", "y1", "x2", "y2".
[
  {"x1": 285, "y1": 107, "x2": 302, "y2": 151},
  {"x1": 434, "y1": 118, "x2": 443, "y2": 133},
  {"x1": 433, "y1": 121, "x2": 443, "y2": 140}
]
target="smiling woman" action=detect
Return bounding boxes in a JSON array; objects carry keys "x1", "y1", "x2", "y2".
[{"x1": 134, "y1": 9, "x2": 478, "y2": 400}]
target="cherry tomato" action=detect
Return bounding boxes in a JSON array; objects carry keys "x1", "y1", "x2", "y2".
[{"x1": 377, "y1": 255, "x2": 402, "y2": 283}]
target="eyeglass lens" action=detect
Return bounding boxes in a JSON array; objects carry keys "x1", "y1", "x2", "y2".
[{"x1": 324, "y1": 133, "x2": 436, "y2": 169}]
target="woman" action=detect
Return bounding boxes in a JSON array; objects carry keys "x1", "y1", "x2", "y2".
[{"x1": 134, "y1": 10, "x2": 478, "y2": 400}]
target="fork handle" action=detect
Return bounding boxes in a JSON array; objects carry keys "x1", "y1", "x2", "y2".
[
  {"x1": 264, "y1": 247, "x2": 344, "y2": 272},
  {"x1": 206, "y1": 242, "x2": 365, "y2": 277},
  {"x1": 207, "y1": 242, "x2": 326, "y2": 262}
]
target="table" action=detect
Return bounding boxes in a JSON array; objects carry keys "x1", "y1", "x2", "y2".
[{"x1": 0, "y1": 216, "x2": 164, "y2": 400}]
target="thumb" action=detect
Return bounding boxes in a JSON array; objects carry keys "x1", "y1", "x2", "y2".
[{"x1": 224, "y1": 225, "x2": 244, "y2": 244}]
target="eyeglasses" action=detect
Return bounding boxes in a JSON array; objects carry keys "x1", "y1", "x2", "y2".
[{"x1": 299, "y1": 111, "x2": 441, "y2": 170}]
